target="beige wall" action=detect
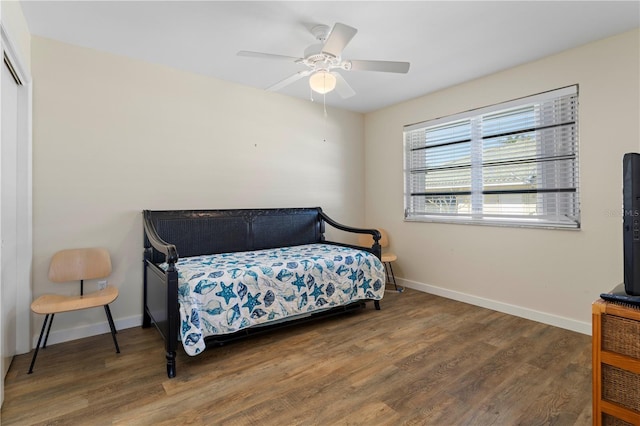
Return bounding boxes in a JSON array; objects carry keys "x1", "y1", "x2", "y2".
[
  {"x1": 364, "y1": 29, "x2": 640, "y2": 333},
  {"x1": 31, "y1": 36, "x2": 365, "y2": 343}
]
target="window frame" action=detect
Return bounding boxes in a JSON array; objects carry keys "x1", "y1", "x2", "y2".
[{"x1": 403, "y1": 85, "x2": 580, "y2": 230}]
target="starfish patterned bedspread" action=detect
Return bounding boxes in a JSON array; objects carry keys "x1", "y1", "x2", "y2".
[{"x1": 168, "y1": 243, "x2": 385, "y2": 356}]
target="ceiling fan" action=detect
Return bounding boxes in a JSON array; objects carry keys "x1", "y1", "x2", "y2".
[{"x1": 237, "y1": 23, "x2": 410, "y2": 99}]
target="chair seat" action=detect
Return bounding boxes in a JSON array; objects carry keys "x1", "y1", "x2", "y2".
[
  {"x1": 382, "y1": 253, "x2": 397, "y2": 263},
  {"x1": 31, "y1": 286, "x2": 118, "y2": 315}
]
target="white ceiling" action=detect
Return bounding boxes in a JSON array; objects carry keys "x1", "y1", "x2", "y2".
[{"x1": 20, "y1": 1, "x2": 640, "y2": 113}]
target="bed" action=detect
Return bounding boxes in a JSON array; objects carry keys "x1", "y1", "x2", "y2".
[{"x1": 142, "y1": 207, "x2": 385, "y2": 378}]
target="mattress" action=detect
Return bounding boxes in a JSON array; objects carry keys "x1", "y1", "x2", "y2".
[{"x1": 168, "y1": 243, "x2": 385, "y2": 355}]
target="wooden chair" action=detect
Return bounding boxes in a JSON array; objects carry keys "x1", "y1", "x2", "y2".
[
  {"x1": 28, "y1": 247, "x2": 120, "y2": 374},
  {"x1": 358, "y1": 229, "x2": 403, "y2": 292}
]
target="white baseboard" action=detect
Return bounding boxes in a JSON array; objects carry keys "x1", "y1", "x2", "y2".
[
  {"x1": 26, "y1": 277, "x2": 591, "y2": 352},
  {"x1": 28, "y1": 314, "x2": 143, "y2": 351},
  {"x1": 397, "y1": 277, "x2": 592, "y2": 336}
]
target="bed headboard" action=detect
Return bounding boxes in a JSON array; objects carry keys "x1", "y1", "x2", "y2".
[{"x1": 143, "y1": 208, "x2": 325, "y2": 263}]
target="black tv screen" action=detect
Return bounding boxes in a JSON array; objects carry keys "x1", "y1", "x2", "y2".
[{"x1": 623, "y1": 152, "x2": 640, "y2": 296}]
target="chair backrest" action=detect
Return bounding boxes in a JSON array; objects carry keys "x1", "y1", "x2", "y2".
[
  {"x1": 358, "y1": 228, "x2": 389, "y2": 248},
  {"x1": 48, "y1": 248, "x2": 112, "y2": 283}
]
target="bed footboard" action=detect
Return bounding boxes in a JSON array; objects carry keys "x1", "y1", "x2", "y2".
[
  {"x1": 142, "y1": 212, "x2": 180, "y2": 378},
  {"x1": 142, "y1": 257, "x2": 179, "y2": 378}
]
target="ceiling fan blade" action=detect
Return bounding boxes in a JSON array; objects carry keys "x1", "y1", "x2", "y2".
[
  {"x1": 333, "y1": 73, "x2": 356, "y2": 99},
  {"x1": 237, "y1": 51, "x2": 303, "y2": 62},
  {"x1": 348, "y1": 59, "x2": 410, "y2": 73},
  {"x1": 321, "y1": 23, "x2": 357, "y2": 58},
  {"x1": 266, "y1": 70, "x2": 311, "y2": 92}
]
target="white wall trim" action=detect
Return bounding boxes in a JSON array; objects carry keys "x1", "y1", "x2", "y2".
[
  {"x1": 32, "y1": 315, "x2": 143, "y2": 348},
  {"x1": 397, "y1": 277, "x2": 592, "y2": 336},
  {"x1": 1, "y1": 24, "x2": 31, "y2": 86}
]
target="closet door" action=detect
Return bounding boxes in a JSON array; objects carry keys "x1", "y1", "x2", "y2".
[{"x1": 1, "y1": 57, "x2": 20, "y2": 382}]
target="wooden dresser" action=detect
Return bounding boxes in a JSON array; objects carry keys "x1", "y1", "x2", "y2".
[{"x1": 592, "y1": 299, "x2": 640, "y2": 425}]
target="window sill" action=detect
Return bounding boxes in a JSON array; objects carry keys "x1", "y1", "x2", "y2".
[{"x1": 404, "y1": 215, "x2": 580, "y2": 230}]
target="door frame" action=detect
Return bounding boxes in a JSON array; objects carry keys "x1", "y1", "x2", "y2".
[{"x1": 1, "y1": 21, "x2": 33, "y2": 357}]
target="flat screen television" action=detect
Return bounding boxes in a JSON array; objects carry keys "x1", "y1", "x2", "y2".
[
  {"x1": 623, "y1": 152, "x2": 640, "y2": 296},
  {"x1": 601, "y1": 153, "x2": 640, "y2": 305}
]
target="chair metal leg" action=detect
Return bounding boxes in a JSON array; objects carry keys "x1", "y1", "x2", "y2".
[
  {"x1": 28, "y1": 314, "x2": 52, "y2": 374},
  {"x1": 104, "y1": 305, "x2": 120, "y2": 353},
  {"x1": 42, "y1": 313, "x2": 55, "y2": 349},
  {"x1": 385, "y1": 261, "x2": 403, "y2": 292}
]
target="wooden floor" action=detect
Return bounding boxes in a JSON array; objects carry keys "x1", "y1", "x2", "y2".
[{"x1": 2, "y1": 288, "x2": 592, "y2": 425}]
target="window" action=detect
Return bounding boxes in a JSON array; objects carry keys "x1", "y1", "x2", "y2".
[{"x1": 404, "y1": 86, "x2": 579, "y2": 229}]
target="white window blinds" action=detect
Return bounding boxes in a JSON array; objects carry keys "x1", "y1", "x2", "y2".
[{"x1": 404, "y1": 86, "x2": 580, "y2": 229}]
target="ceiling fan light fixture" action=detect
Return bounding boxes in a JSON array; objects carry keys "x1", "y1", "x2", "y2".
[{"x1": 309, "y1": 70, "x2": 336, "y2": 94}]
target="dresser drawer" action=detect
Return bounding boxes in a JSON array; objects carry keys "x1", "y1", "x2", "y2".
[
  {"x1": 602, "y1": 413, "x2": 635, "y2": 426},
  {"x1": 602, "y1": 315, "x2": 640, "y2": 359},
  {"x1": 602, "y1": 364, "x2": 640, "y2": 412}
]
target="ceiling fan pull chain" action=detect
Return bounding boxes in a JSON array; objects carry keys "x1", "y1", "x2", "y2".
[
  {"x1": 323, "y1": 91, "x2": 328, "y2": 118},
  {"x1": 323, "y1": 92, "x2": 329, "y2": 142}
]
